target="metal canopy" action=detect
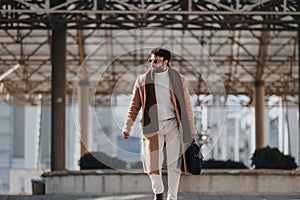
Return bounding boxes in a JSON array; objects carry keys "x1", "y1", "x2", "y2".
[
  {"x1": 0, "y1": 0, "x2": 299, "y2": 106},
  {"x1": 1, "y1": 0, "x2": 300, "y2": 30}
]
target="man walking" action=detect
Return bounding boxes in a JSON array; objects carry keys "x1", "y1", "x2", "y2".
[{"x1": 122, "y1": 47, "x2": 197, "y2": 200}]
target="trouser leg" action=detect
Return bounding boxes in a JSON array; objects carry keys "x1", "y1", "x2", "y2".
[
  {"x1": 166, "y1": 167, "x2": 181, "y2": 200},
  {"x1": 166, "y1": 124, "x2": 181, "y2": 200},
  {"x1": 150, "y1": 174, "x2": 164, "y2": 194},
  {"x1": 149, "y1": 132, "x2": 165, "y2": 194}
]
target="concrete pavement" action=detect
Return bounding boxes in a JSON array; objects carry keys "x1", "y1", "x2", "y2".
[{"x1": 0, "y1": 194, "x2": 300, "y2": 200}]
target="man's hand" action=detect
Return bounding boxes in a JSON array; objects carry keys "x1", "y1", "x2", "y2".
[
  {"x1": 192, "y1": 134, "x2": 197, "y2": 140},
  {"x1": 123, "y1": 132, "x2": 130, "y2": 140}
]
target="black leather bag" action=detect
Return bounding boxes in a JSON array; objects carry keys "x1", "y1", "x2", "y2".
[{"x1": 184, "y1": 139, "x2": 203, "y2": 175}]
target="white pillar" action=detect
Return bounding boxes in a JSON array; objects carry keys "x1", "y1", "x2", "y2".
[
  {"x1": 24, "y1": 107, "x2": 39, "y2": 169},
  {"x1": 234, "y1": 115, "x2": 240, "y2": 162},
  {"x1": 251, "y1": 107, "x2": 256, "y2": 155}
]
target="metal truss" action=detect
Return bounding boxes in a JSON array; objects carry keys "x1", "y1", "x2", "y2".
[
  {"x1": 0, "y1": 28, "x2": 297, "y2": 106},
  {"x1": 0, "y1": 0, "x2": 299, "y2": 106},
  {"x1": 0, "y1": 0, "x2": 300, "y2": 30}
]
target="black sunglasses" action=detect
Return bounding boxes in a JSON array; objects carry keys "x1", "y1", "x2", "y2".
[{"x1": 147, "y1": 59, "x2": 164, "y2": 64}]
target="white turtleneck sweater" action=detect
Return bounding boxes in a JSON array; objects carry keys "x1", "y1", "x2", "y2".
[{"x1": 154, "y1": 68, "x2": 176, "y2": 121}]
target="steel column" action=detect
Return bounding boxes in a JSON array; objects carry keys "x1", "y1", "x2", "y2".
[
  {"x1": 255, "y1": 81, "x2": 265, "y2": 149},
  {"x1": 77, "y1": 29, "x2": 89, "y2": 157},
  {"x1": 79, "y1": 79, "x2": 89, "y2": 157},
  {"x1": 51, "y1": 28, "x2": 66, "y2": 170}
]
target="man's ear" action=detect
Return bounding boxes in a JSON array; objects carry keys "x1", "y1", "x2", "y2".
[{"x1": 164, "y1": 60, "x2": 169, "y2": 66}]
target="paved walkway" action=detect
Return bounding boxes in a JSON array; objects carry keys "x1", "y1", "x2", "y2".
[{"x1": 0, "y1": 194, "x2": 300, "y2": 200}]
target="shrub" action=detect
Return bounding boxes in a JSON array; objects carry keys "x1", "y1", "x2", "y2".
[
  {"x1": 202, "y1": 159, "x2": 248, "y2": 169},
  {"x1": 251, "y1": 146, "x2": 297, "y2": 170},
  {"x1": 79, "y1": 151, "x2": 126, "y2": 170}
]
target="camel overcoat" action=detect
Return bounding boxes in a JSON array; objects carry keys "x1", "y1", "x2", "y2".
[{"x1": 123, "y1": 67, "x2": 197, "y2": 174}]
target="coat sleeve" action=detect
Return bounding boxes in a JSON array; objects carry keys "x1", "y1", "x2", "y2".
[
  {"x1": 122, "y1": 77, "x2": 142, "y2": 133},
  {"x1": 182, "y1": 77, "x2": 197, "y2": 136}
]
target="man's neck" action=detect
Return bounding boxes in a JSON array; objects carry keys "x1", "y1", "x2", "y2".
[{"x1": 154, "y1": 66, "x2": 168, "y2": 74}]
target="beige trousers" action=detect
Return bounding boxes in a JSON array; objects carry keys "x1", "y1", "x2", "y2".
[{"x1": 149, "y1": 118, "x2": 181, "y2": 200}]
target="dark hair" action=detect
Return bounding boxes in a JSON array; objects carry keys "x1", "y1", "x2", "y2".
[{"x1": 151, "y1": 47, "x2": 171, "y2": 65}]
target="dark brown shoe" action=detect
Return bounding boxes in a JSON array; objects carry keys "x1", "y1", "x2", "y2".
[{"x1": 154, "y1": 193, "x2": 164, "y2": 200}]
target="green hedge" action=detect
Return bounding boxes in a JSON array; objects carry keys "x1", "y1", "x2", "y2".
[
  {"x1": 251, "y1": 146, "x2": 297, "y2": 170},
  {"x1": 79, "y1": 146, "x2": 298, "y2": 170},
  {"x1": 202, "y1": 159, "x2": 248, "y2": 169},
  {"x1": 79, "y1": 151, "x2": 126, "y2": 170}
]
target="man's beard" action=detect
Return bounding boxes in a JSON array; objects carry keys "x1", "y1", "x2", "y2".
[{"x1": 152, "y1": 64, "x2": 165, "y2": 73}]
